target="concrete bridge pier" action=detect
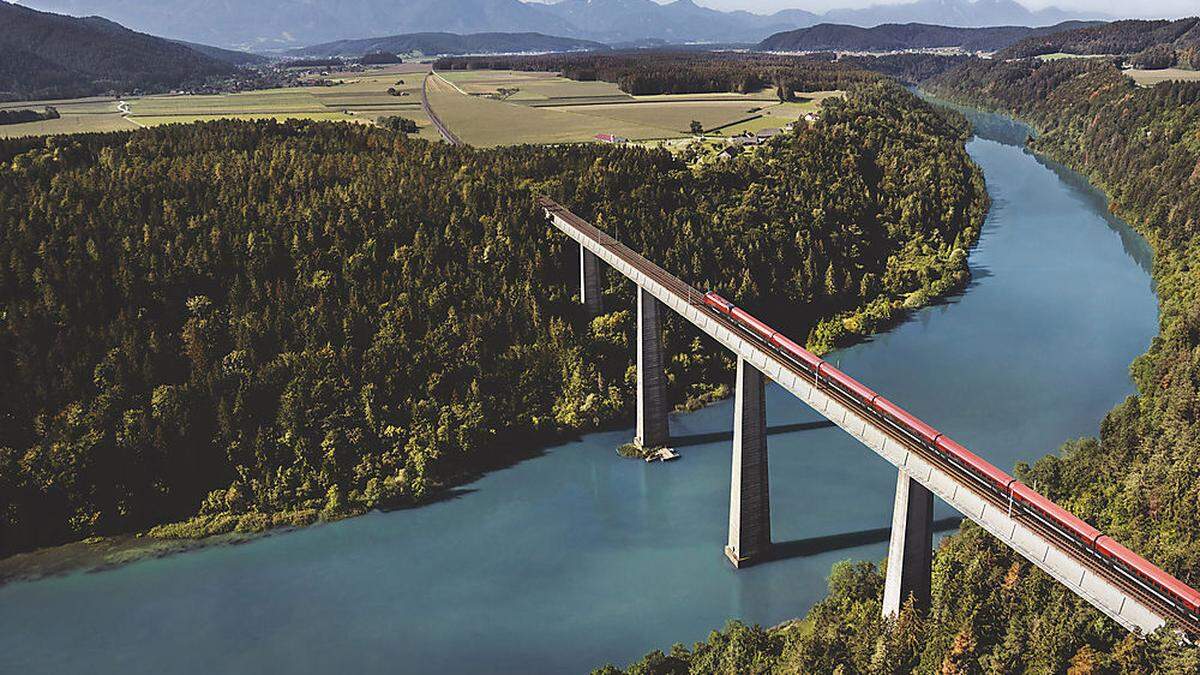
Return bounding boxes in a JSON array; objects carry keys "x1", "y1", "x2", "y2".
[
  {"x1": 580, "y1": 243, "x2": 603, "y2": 315},
  {"x1": 882, "y1": 469, "x2": 934, "y2": 616},
  {"x1": 726, "y1": 356, "x2": 771, "y2": 567},
  {"x1": 635, "y1": 287, "x2": 669, "y2": 448}
]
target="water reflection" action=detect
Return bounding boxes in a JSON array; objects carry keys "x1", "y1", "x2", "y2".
[{"x1": 0, "y1": 110, "x2": 1162, "y2": 675}]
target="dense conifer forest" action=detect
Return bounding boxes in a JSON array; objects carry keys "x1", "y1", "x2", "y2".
[
  {"x1": 0, "y1": 81, "x2": 985, "y2": 555},
  {"x1": 598, "y1": 58, "x2": 1200, "y2": 673},
  {"x1": 996, "y1": 17, "x2": 1200, "y2": 68}
]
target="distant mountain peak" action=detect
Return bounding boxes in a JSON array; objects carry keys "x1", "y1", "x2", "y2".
[{"x1": 13, "y1": 0, "x2": 1112, "y2": 49}]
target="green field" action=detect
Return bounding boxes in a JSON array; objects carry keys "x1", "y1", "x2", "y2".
[
  {"x1": 428, "y1": 69, "x2": 840, "y2": 144},
  {"x1": 425, "y1": 73, "x2": 667, "y2": 145},
  {"x1": 0, "y1": 64, "x2": 442, "y2": 140}
]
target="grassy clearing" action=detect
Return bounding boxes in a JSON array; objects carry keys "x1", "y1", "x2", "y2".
[
  {"x1": 1036, "y1": 52, "x2": 1116, "y2": 61},
  {"x1": 1124, "y1": 67, "x2": 1200, "y2": 86},
  {"x1": 719, "y1": 94, "x2": 838, "y2": 135},
  {"x1": 439, "y1": 69, "x2": 632, "y2": 102},
  {"x1": 0, "y1": 112, "x2": 138, "y2": 138},
  {"x1": 429, "y1": 69, "x2": 841, "y2": 144},
  {"x1": 425, "y1": 73, "x2": 668, "y2": 145},
  {"x1": 556, "y1": 100, "x2": 766, "y2": 134}
]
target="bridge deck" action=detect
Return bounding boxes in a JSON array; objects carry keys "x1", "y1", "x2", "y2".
[{"x1": 539, "y1": 195, "x2": 1193, "y2": 636}]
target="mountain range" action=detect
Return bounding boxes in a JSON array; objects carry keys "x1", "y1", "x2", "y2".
[
  {"x1": 0, "y1": 0, "x2": 237, "y2": 100},
  {"x1": 15, "y1": 0, "x2": 1111, "y2": 50},
  {"x1": 290, "y1": 32, "x2": 608, "y2": 58},
  {"x1": 759, "y1": 20, "x2": 1102, "y2": 53}
]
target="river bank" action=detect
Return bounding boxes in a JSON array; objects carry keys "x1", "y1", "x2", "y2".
[{"x1": 0, "y1": 103, "x2": 1159, "y2": 674}]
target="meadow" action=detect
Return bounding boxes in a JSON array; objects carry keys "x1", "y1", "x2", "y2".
[
  {"x1": 429, "y1": 69, "x2": 840, "y2": 143},
  {"x1": 0, "y1": 64, "x2": 441, "y2": 140},
  {"x1": 1124, "y1": 67, "x2": 1200, "y2": 86},
  {"x1": 1, "y1": 64, "x2": 836, "y2": 147}
]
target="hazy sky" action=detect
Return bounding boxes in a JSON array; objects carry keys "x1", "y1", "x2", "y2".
[{"x1": 688, "y1": 0, "x2": 1194, "y2": 17}]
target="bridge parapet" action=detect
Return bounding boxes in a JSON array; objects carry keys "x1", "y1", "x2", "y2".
[{"x1": 540, "y1": 196, "x2": 1173, "y2": 635}]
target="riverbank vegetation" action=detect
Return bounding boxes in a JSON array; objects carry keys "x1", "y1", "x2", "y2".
[
  {"x1": 597, "y1": 57, "x2": 1200, "y2": 673},
  {"x1": 0, "y1": 81, "x2": 985, "y2": 560}
]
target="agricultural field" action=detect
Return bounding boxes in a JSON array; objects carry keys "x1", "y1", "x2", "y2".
[
  {"x1": 437, "y1": 69, "x2": 631, "y2": 104},
  {"x1": 1035, "y1": 52, "x2": 1116, "y2": 61},
  {"x1": 424, "y1": 73, "x2": 665, "y2": 145},
  {"x1": 1124, "y1": 67, "x2": 1200, "y2": 86},
  {"x1": 0, "y1": 64, "x2": 441, "y2": 140},
  {"x1": 0, "y1": 97, "x2": 137, "y2": 138},
  {"x1": 427, "y1": 69, "x2": 840, "y2": 144}
]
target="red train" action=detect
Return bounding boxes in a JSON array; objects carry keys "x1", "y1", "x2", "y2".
[{"x1": 702, "y1": 291, "x2": 1200, "y2": 622}]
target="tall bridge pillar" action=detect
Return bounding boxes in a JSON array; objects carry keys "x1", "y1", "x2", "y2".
[
  {"x1": 635, "y1": 287, "x2": 669, "y2": 448},
  {"x1": 580, "y1": 243, "x2": 603, "y2": 315},
  {"x1": 882, "y1": 469, "x2": 934, "y2": 616},
  {"x1": 726, "y1": 356, "x2": 771, "y2": 567}
]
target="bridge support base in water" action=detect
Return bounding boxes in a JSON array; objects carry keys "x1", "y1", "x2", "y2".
[
  {"x1": 580, "y1": 243, "x2": 603, "y2": 316},
  {"x1": 635, "y1": 287, "x2": 669, "y2": 449},
  {"x1": 726, "y1": 356, "x2": 771, "y2": 568},
  {"x1": 882, "y1": 469, "x2": 934, "y2": 615}
]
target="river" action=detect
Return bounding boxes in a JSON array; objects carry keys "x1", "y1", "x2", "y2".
[{"x1": 0, "y1": 109, "x2": 1159, "y2": 674}]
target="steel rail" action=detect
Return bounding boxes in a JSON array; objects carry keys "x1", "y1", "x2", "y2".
[
  {"x1": 538, "y1": 195, "x2": 1200, "y2": 635},
  {"x1": 422, "y1": 73, "x2": 463, "y2": 147}
]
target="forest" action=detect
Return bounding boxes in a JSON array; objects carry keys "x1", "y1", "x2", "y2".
[
  {"x1": 0, "y1": 0, "x2": 237, "y2": 101},
  {"x1": 597, "y1": 57, "x2": 1200, "y2": 673},
  {"x1": 434, "y1": 51, "x2": 883, "y2": 96},
  {"x1": 997, "y1": 16, "x2": 1200, "y2": 67},
  {"x1": 0, "y1": 107, "x2": 58, "y2": 126},
  {"x1": 0, "y1": 81, "x2": 985, "y2": 556}
]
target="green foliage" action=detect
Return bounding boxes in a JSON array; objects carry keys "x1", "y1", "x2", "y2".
[
  {"x1": 434, "y1": 52, "x2": 883, "y2": 96},
  {"x1": 612, "y1": 58, "x2": 1200, "y2": 673},
  {"x1": 376, "y1": 115, "x2": 418, "y2": 133},
  {"x1": 997, "y1": 17, "x2": 1200, "y2": 60},
  {"x1": 0, "y1": 107, "x2": 58, "y2": 126},
  {"x1": 0, "y1": 81, "x2": 984, "y2": 555}
]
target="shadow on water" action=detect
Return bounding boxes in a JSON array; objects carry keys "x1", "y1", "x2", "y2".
[
  {"x1": 917, "y1": 89, "x2": 1154, "y2": 276},
  {"x1": 914, "y1": 90, "x2": 1036, "y2": 146},
  {"x1": 1027, "y1": 151, "x2": 1155, "y2": 275},
  {"x1": 671, "y1": 421, "x2": 836, "y2": 448},
  {"x1": 768, "y1": 517, "x2": 963, "y2": 561}
]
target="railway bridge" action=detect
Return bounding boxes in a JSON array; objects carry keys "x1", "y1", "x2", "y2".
[{"x1": 538, "y1": 196, "x2": 1200, "y2": 636}]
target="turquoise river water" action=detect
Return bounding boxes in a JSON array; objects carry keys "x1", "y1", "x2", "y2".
[{"x1": 0, "y1": 109, "x2": 1160, "y2": 673}]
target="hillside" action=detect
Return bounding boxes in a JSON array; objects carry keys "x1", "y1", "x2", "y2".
[
  {"x1": 173, "y1": 39, "x2": 268, "y2": 66},
  {"x1": 0, "y1": 1, "x2": 236, "y2": 100},
  {"x1": 289, "y1": 32, "x2": 607, "y2": 59},
  {"x1": 759, "y1": 21, "x2": 1102, "y2": 54},
  {"x1": 18, "y1": 0, "x2": 1106, "y2": 50},
  {"x1": 997, "y1": 17, "x2": 1200, "y2": 61}
]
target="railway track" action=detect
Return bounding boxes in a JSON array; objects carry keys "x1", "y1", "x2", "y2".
[
  {"x1": 422, "y1": 73, "x2": 464, "y2": 147},
  {"x1": 538, "y1": 195, "x2": 1200, "y2": 636}
]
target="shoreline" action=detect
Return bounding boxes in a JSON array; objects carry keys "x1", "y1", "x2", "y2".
[{"x1": 0, "y1": 93, "x2": 987, "y2": 588}]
